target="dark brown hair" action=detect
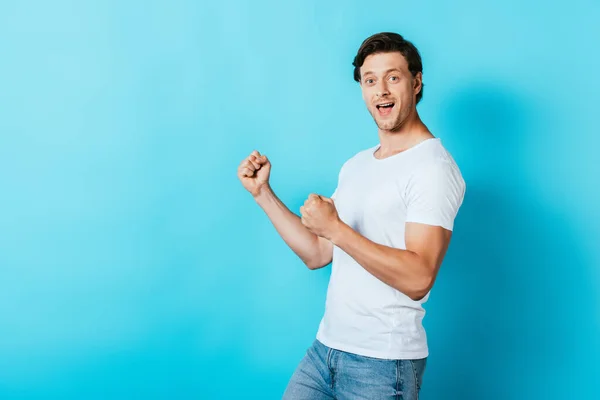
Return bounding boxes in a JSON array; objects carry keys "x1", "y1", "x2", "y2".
[{"x1": 352, "y1": 32, "x2": 424, "y2": 104}]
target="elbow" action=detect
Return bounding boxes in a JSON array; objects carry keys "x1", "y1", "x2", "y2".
[
  {"x1": 409, "y1": 290, "x2": 429, "y2": 302},
  {"x1": 304, "y1": 259, "x2": 324, "y2": 270},
  {"x1": 304, "y1": 256, "x2": 331, "y2": 270},
  {"x1": 407, "y1": 276, "x2": 434, "y2": 301},
  {"x1": 305, "y1": 261, "x2": 321, "y2": 270}
]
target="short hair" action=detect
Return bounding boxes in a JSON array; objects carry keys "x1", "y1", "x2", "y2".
[{"x1": 352, "y1": 32, "x2": 424, "y2": 104}]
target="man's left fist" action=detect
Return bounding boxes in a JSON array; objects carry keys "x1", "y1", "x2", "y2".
[{"x1": 300, "y1": 193, "x2": 341, "y2": 240}]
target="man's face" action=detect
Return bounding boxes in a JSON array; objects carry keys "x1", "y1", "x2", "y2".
[{"x1": 359, "y1": 52, "x2": 421, "y2": 132}]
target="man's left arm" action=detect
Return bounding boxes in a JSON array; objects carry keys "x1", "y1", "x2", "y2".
[
  {"x1": 300, "y1": 161, "x2": 465, "y2": 301},
  {"x1": 328, "y1": 221, "x2": 452, "y2": 301}
]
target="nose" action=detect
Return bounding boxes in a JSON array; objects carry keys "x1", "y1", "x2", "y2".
[{"x1": 376, "y1": 81, "x2": 390, "y2": 98}]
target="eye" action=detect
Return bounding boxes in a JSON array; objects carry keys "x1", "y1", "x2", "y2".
[
  {"x1": 366, "y1": 78, "x2": 374, "y2": 85},
  {"x1": 389, "y1": 76, "x2": 399, "y2": 82}
]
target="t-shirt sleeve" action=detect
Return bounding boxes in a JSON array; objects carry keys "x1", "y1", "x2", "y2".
[
  {"x1": 330, "y1": 160, "x2": 347, "y2": 201},
  {"x1": 405, "y1": 161, "x2": 466, "y2": 231}
]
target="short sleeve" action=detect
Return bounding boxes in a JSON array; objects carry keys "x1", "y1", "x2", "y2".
[
  {"x1": 405, "y1": 162, "x2": 466, "y2": 231},
  {"x1": 331, "y1": 187, "x2": 338, "y2": 200},
  {"x1": 330, "y1": 160, "x2": 347, "y2": 201}
]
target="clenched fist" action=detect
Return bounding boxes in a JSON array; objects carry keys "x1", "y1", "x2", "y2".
[
  {"x1": 237, "y1": 150, "x2": 271, "y2": 197},
  {"x1": 300, "y1": 194, "x2": 341, "y2": 240}
]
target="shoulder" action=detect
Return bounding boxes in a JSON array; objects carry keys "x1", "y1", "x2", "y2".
[
  {"x1": 414, "y1": 139, "x2": 462, "y2": 173},
  {"x1": 408, "y1": 141, "x2": 466, "y2": 193},
  {"x1": 338, "y1": 144, "x2": 379, "y2": 172}
]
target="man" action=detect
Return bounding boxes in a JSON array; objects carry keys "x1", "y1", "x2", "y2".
[{"x1": 237, "y1": 32, "x2": 465, "y2": 399}]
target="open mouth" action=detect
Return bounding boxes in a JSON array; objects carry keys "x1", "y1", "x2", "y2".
[{"x1": 376, "y1": 102, "x2": 395, "y2": 115}]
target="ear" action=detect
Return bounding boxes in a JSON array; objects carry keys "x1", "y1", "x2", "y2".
[{"x1": 413, "y1": 71, "x2": 423, "y2": 96}]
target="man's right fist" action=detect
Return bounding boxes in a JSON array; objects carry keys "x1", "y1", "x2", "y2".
[{"x1": 237, "y1": 150, "x2": 271, "y2": 197}]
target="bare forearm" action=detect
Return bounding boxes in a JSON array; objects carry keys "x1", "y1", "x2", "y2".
[
  {"x1": 329, "y1": 221, "x2": 431, "y2": 300},
  {"x1": 254, "y1": 185, "x2": 330, "y2": 269}
]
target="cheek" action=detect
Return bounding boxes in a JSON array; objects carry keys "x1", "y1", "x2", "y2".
[
  {"x1": 393, "y1": 87, "x2": 412, "y2": 107},
  {"x1": 361, "y1": 91, "x2": 370, "y2": 104},
  {"x1": 362, "y1": 88, "x2": 375, "y2": 103}
]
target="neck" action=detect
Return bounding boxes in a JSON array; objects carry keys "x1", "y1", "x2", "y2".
[{"x1": 376, "y1": 109, "x2": 433, "y2": 158}]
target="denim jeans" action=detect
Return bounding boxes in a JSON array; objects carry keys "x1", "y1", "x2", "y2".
[{"x1": 282, "y1": 339, "x2": 426, "y2": 400}]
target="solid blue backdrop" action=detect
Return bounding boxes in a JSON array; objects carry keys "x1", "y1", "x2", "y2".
[{"x1": 1, "y1": 0, "x2": 599, "y2": 399}]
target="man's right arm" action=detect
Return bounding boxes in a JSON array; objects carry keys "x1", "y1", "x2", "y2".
[{"x1": 254, "y1": 184, "x2": 333, "y2": 270}]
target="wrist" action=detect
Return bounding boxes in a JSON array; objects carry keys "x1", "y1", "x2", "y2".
[
  {"x1": 253, "y1": 183, "x2": 273, "y2": 202},
  {"x1": 328, "y1": 218, "x2": 346, "y2": 244}
]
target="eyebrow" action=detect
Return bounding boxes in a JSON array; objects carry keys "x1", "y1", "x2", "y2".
[{"x1": 362, "y1": 68, "x2": 402, "y2": 77}]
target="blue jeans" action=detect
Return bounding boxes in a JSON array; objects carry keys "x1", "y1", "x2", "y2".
[{"x1": 282, "y1": 339, "x2": 426, "y2": 400}]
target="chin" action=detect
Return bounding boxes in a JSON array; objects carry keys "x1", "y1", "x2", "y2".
[{"x1": 376, "y1": 119, "x2": 399, "y2": 131}]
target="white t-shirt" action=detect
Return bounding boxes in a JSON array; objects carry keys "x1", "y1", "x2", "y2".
[{"x1": 316, "y1": 138, "x2": 466, "y2": 360}]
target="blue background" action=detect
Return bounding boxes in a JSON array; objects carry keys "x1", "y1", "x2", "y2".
[{"x1": 1, "y1": 0, "x2": 599, "y2": 399}]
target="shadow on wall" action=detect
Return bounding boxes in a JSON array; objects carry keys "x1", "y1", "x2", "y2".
[{"x1": 422, "y1": 83, "x2": 595, "y2": 400}]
